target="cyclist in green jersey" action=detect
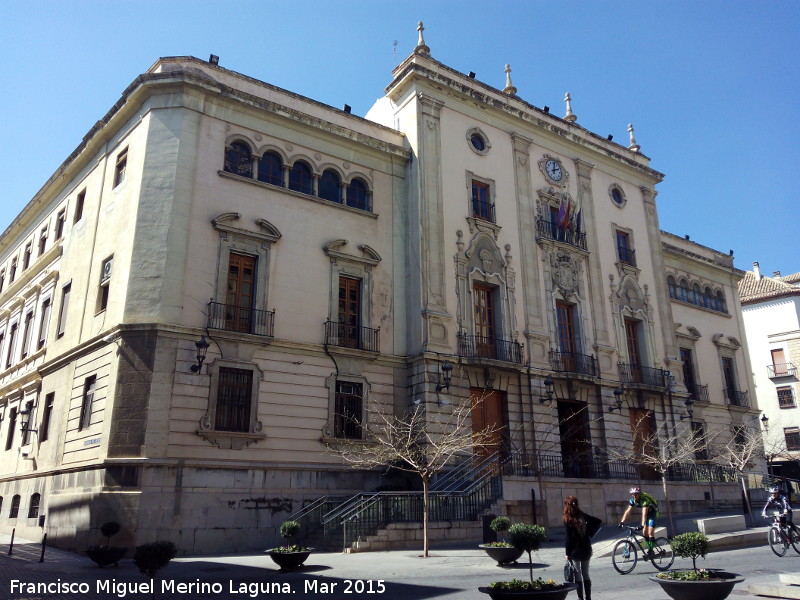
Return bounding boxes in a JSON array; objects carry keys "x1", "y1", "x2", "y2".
[{"x1": 619, "y1": 486, "x2": 660, "y2": 558}]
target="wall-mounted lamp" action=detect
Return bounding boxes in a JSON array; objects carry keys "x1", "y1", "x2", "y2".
[
  {"x1": 435, "y1": 360, "x2": 453, "y2": 393},
  {"x1": 19, "y1": 406, "x2": 37, "y2": 435},
  {"x1": 539, "y1": 375, "x2": 555, "y2": 405},
  {"x1": 608, "y1": 387, "x2": 624, "y2": 412},
  {"x1": 484, "y1": 368, "x2": 495, "y2": 390},
  {"x1": 758, "y1": 413, "x2": 769, "y2": 430},
  {"x1": 190, "y1": 336, "x2": 210, "y2": 373},
  {"x1": 680, "y1": 397, "x2": 695, "y2": 421}
]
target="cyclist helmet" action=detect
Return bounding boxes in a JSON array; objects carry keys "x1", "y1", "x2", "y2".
[
  {"x1": 629, "y1": 486, "x2": 642, "y2": 494},
  {"x1": 769, "y1": 486, "x2": 781, "y2": 494}
]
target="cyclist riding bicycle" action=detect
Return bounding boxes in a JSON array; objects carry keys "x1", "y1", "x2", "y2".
[
  {"x1": 762, "y1": 486, "x2": 799, "y2": 534},
  {"x1": 619, "y1": 486, "x2": 660, "y2": 559}
]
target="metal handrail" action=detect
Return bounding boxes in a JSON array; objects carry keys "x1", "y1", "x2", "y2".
[
  {"x1": 457, "y1": 334, "x2": 524, "y2": 364},
  {"x1": 207, "y1": 301, "x2": 275, "y2": 337},
  {"x1": 724, "y1": 388, "x2": 750, "y2": 408},
  {"x1": 549, "y1": 351, "x2": 598, "y2": 377},
  {"x1": 430, "y1": 451, "x2": 501, "y2": 493},
  {"x1": 618, "y1": 363, "x2": 666, "y2": 388},
  {"x1": 324, "y1": 320, "x2": 380, "y2": 352}
]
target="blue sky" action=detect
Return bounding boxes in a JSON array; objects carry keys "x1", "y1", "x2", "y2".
[{"x1": 1, "y1": 0, "x2": 797, "y2": 276}]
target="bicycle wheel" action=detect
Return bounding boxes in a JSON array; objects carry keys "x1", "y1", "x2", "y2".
[
  {"x1": 651, "y1": 536, "x2": 675, "y2": 571},
  {"x1": 612, "y1": 539, "x2": 637, "y2": 574},
  {"x1": 769, "y1": 526, "x2": 787, "y2": 557},
  {"x1": 789, "y1": 528, "x2": 800, "y2": 555}
]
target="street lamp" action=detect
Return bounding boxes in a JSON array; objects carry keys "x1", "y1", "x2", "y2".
[{"x1": 190, "y1": 336, "x2": 210, "y2": 373}]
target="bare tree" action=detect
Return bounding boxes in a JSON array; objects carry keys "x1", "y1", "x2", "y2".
[
  {"x1": 714, "y1": 425, "x2": 767, "y2": 526},
  {"x1": 606, "y1": 415, "x2": 713, "y2": 536},
  {"x1": 328, "y1": 394, "x2": 500, "y2": 557}
]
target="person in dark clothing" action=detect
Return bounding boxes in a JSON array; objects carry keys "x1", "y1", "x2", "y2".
[{"x1": 564, "y1": 495, "x2": 601, "y2": 600}]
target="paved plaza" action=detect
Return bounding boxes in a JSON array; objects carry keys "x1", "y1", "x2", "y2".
[{"x1": 1, "y1": 529, "x2": 798, "y2": 600}]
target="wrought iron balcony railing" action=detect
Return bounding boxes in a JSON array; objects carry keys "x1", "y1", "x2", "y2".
[
  {"x1": 687, "y1": 383, "x2": 710, "y2": 403},
  {"x1": 618, "y1": 363, "x2": 666, "y2": 388},
  {"x1": 472, "y1": 199, "x2": 496, "y2": 223},
  {"x1": 324, "y1": 321, "x2": 380, "y2": 353},
  {"x1": 768, "y1": 363, "x2": 797, "y2": 378},
  {"x1": 207, "y1": 301, "x2": 275, "y2": 337},
  {"x1": 549, "y1": 351, "x2": 598, "y2": 377},
  {"x1": 535, "y1": 216, "x2": 588, "y2": 251},
  {"x1": 724, "y1": 388, "x2": 750, "y2": 408},
  {"x1": 617, "y1": 246, "x2": 637, "y2": 267},
  {"x1": 457, "y1": 334, "x2": 523, "y2": 364}
]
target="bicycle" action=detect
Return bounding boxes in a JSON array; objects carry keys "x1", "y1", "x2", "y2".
[
  {"x1": 766, "y1": 512, "x2": 800, "y2": 557},
  {"x1": 611, "y1": 525, "x2": 674, "y2": 574}
]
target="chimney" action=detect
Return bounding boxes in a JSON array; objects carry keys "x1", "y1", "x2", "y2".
[{"x1": 753, "y1": 262, "x2": 761, "y2": 279}]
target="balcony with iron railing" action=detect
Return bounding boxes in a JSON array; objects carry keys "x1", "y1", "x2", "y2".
[
  {"x1": 458, "y1": 334, "x2": 524, "y2": 365},
  {"x1": 535, "y1": 216, "x2": 588, "y2": 251},
  {"x1": 724, "y1": 388, "x2": 750, "y2": 408},
  {"x1": 549, "y1": 351, "x2": 598, "y2": 378},
  {"x1": 618, "y1": 363, "x2": 666, "y2": 388},
  {"x1": 324, "y1": 320, "x2": 380, "y2": 353},
  {"x1": 617, "y1": 246, "x2": 637, "y2": 267},
  {"x1": 768, "y1": 363, "x2": 797, "y2": 378},
  {"x1": 207, "y1": 301, "x2": 275, "y2": 337},
  {"x1": 686, "y1": 383, "x2": 710, "y2": 403}
]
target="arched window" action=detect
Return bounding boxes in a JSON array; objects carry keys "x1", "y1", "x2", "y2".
[
  {"x1": 288, "y1": 161, "x2": 314, "y2": 195},
  {"x1": 9, "y1": 494, "x2": 21, "y2": 518},
  {"x1": 27, "y1": 493, "x2": 41, "y2": 519},
  {"x1": 703, "y1": 286, "x2": 714, "y2": 309},
  {"x1": 346, "y1": 178, "x2": 370, "y2": 211},
  {"x1": 716, "y1": 290, "x2": 727, "y2": 313},
  {"x1": 224, "y1": 142, "x2": 253, "y2": 178},
  {"x1": 667, "y1": 276, "x2": 677, "y2": 299},
  {"x1": 257, "y1": 151, "x2": 283, "y2": 186},
  {"x1": 319, "y1": 169, "x2": 342, "y2": 203},
  {"x1": 678, "y1": 279, "x2": 691, "y2": 303},
  {"x1": 692, "y1": 283, "x2": 702, "y2": 307}
]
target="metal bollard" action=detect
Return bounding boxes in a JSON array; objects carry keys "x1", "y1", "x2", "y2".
[
  {"x1": 39, "y1": 533, "x2": 47, "y2": 563},
  {"x1": 8, "y1": 528, "x2": 14, "y2": 555}
]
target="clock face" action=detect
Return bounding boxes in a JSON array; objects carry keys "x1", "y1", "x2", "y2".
[{"x1": 546, "y1": 159, "x2": 563, "y2": 181}]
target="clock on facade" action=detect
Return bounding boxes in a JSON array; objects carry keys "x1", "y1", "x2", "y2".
[{"x1": 545, "y1": 159, "x2": 563, "y2": 181}]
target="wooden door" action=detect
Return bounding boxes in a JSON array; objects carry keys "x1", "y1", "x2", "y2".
[
  {"x1": 338, "y1": 276, "x2": 361, "y2": 348},
  {"x1": 625, "y1": 318, "x2": 642, "y2": 382},
  {"x1": 557, "y1": 401, "x2": 592, "y2": 477},
  {"x1": 473, "y1": 284, "x2": 496, "y2": 359},
  {"x1": 471, "y1": 389, "x2": 506, "y2": 462},
  {"x1": 629, "y1": 407, "x2": 658, "y2": 480}
]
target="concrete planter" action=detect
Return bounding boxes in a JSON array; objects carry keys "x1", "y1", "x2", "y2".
[
  {"x1": 478, "y1": 582, "x2": 578, "y2": 600},
  {"x1": 649, "y1": 572, "x2": 744, "y2": 600},
  {"x1": 85, "y1": 546, "x2": 128, "y2": 567},
  {"x1": 266, "y1": 549, "x2": 312, "y2": 571},
  {"x1": 479, "y1": 544, "x2": 525, "y2": 565}
]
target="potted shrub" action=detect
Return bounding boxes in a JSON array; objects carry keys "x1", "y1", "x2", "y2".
[
  {"x1": 85, "y1": 521, "x2": 127, "y2": 567},
  {"x1": 480, "y1": 516, "x2": 524, "y2": 565},
  {"x1": 478, "y1": 523, "x2": 578, "y2": 600},
  {"x1": 134, "y1": 541, "x2": 178, "y2": 600},
  {"x1": 265, "y1": 520, "x2": 312, "y2": 571},
  {"x1": 650, "y1": 532, "x2": 744, "y2": 600}
]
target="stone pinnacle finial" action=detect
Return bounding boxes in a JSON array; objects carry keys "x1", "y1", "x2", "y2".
[
  {"x1": 415, "y1": 21, "x2": 430, "y2": 55},
  {"x1": 564, "y1": 92, "x2": 577, "y2": 123},
  {"x1": 627, "y1": 123, "x2": 640, "y2": 152},
  {"x1": 503, "y1": 64, "x2": 517, "y2": 95}
]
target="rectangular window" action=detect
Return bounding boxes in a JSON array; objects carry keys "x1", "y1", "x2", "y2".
[
  {"x1": 616, "y1": 230, "x2": 636, "y2": 266},
  {"x1": 57, "y1": 283, "x2": 71, "y2": 338},
  {"x1": 79, "y1": 376, "x2": 97, "y2": 431},
  {"x1": 690, "y1": 421, "x2": 709, "y2": 460},
  {"x1": 9, "y1": 257, "x2": 17, "y2": 283},
  {"x1": 215, "y1": 367, "x2": 252, "y2": 432},
  {"x1": 40, "y1": 392, "x2": 55, "y2": 442},
  {"x1": 23, "y1": 243, "x2": 32, "y2": 270},
  {"x1": 55, "y1": 209, "x2": 66, "y2": 240},
  {"x1": 97, "y1": 256, "x2": 113, "y2": 313},
  {"x1": 680, "y1": 348, "x2": 697, "y2": 395},
  {"x1": 556, "y1": 301, "x2": 577, "y2": 357},
  {"x1": 37, "y1": 299, "x2": 51, "y2": 350},
  {"x1": 722, "y1": 357, "x2": 737, "y2": 397},
  {"x1": 0, "y1": 270, "x2": 4, "y2": 294},
  {"x1": 338, "y1": 276, "x2": 362, "y2": 349},
  {"x1": 778, "y1": 386, "x2": 796, "y2": 409},
  {"x1": 471, "y1": 180, "x2": 494, "y2": 222},
  {"x1": 225, "y1": 252, "x2": 255, "y2": 333},
  {"x1": 5, "y1": 323, "x2": 18, "y2": 368},
  {"x1": 772, "y1": 349, "x2": 788, "y2": 376},
  {"x1": 38, "y1": 226, "x2": 48, "y2": 256},
  {"x1": 74, "y1": 190, "x2": 86, "y2": 223},
  {"x1": 5, "y1": 408, "x2": 16, "y2": 450},
  {"x1": 785, "y1": 427, "x2": 800, "y2": 451},
  {"x1": 334, "y1": 380, "x2": 363, "y2": 439},
  {"x1": 473, "y1": 283, "x2": 497, "y2": 359},
  {"x1": 20, "y1": 311, "x2": 33, "y2": 359},
  {"x1": 114, "y1": 149, "x2": 128, "y2": 187}
]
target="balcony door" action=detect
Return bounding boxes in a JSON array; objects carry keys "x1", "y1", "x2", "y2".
[
  {"x1": 625, "y1": 318, "x2": 643, "y2": 382},
  {"x1": 680, "y1": 347, "x2": 697, "y2": 396},
  {"x1": 629, "y1": 408, "x2": 658, "y2": 480},
  {"x1": 226, "y1": 252, "x2": 255, "y2": 333},
  {"x1": 557, "y1": 401, "x2": 592, "y2": 477},
  {"x1": 474, "y1": 283, "x2": 496, "y2": 359},
  {"x1": 772, "y1": 349, "x2": 788, "y2": 376},
  {"x1": 556, "y1": 301, "x2": 577, "y2": 371},
  {"x1": 471, "y1": 388, "x2": 506, "y2": 462},
  {"x1": 338, "y1": 276, "x2": 361, "y2": 348}
]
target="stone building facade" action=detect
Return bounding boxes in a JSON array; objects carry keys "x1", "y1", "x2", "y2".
[{"x1": 0, "y1": 31, "x2": 756, "y2": 553}]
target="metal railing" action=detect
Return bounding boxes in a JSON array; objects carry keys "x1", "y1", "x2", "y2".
[
  {"x1": 535, "y1": 216, "x2": 588, "y2": 251},
  {"x1": 324, "y1": 321, "x2": 380, "y2": 353},
  {"x1": 687, "y1": 383, "x2": 709, "y2": 403},
  {"x1": 472, "y1": 200, "x2": 496, "y2": 224},
  {"x1": 768, "y1": 363, "x2": 797, "y2": 378},
  {"x1": 617, "y1": 246, "x2": 637, "y2": 267},
  {"x1": 207, "y1": 301, "x2": 275, "y2": 337},
  {"x1": 457, "y1": 334, "x2": 523, "y2": 364},
  {"x1": 618, "y1": 363, "x2": 667, "y2": 388},
  {"x1": 724, "y1": 388, "x2": 750, "y2": 408},
  {"x1": 549, "y1": 351, "x2": 598, "y2": 377}
]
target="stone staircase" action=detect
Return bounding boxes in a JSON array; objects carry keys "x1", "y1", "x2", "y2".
[{"x1": 750, "y1": 574, "x2": 800, "y2": 599}]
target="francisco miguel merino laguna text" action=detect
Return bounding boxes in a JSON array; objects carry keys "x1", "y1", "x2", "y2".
[{"x1": 10, "y1": 579, "x2": 297, "y2": 598}]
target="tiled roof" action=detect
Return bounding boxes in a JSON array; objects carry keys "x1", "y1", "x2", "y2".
[{"x1": 739, "y1": 269, "x2": 800, "y2": 304}]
